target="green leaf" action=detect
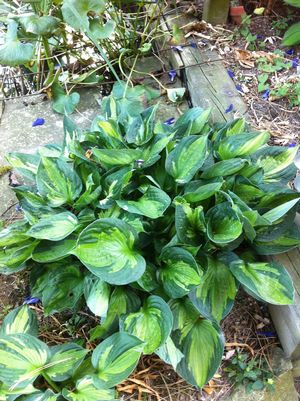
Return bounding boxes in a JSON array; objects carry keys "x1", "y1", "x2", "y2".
[
  {"x1": 283, "y1": 21, "x2": 300, "y2": 46},
  {"x1": 0, "y1": 306, "x2": 38, "y2": 337},
  {"x1": 37, "y1": 157, "x2": 82, "y2": 207},
  {"x1": 0, "y1": 240, "x2": 38, "y2": 273},
  {"x1": 200, "y1": 158, "x2": 247, "y2": 179},
  {"x1": 156, "y1": 337, "x2": 184, "y2": 370},
  {"x1": 30, "y1": 260, "x2": 84, "y2": 315},
  {"x1": 84, "y1": 275, "x2": 110, "y2": 317},
  {"x1": 159, "y1": 247, "x2": 202, "y2": 298},
  {"x1": 62, "y1": 0, "x2": 106, "y2": 31},
  {"x1": 125, "y1": 105, "x2": 157, "y2": 146},
  {"x1": 207, "y1": 202, "x2": 243, "y2": 245},
  {"x1": 166, "y1": 135, "x2": 208, "y2": 184},
  {"x1": 32, "y1": 235, "x2": 77, "y2": 263},
  {"x1": 91, "y1": 332, "x2": 144, "y2": 388},
  {"x1": 262, "y1": 198, "x2": 300, "y2": 223},
  {"x1": 75, "y1": 218, "x2": 145, "y2": 285},
  {"x1": 0, "y1": 382, "x2": 39, "y2": 401},
  {"x1": 123, "y1": 295, "x2": 173, "y2": 354},
  {"x1": 183, "y1": 180, "x2": 223, "y2": 202},
  {"x1": 251, "y1": 145, "x2": 298, "y2": 180},
  {"x1": 45, "y1": 343, "x2": 88, "y2": 382},
  {"x1": 230, "y1": 260, "x2": 294, "y2": 305},
  {"x1": 173, "y1": 303, "x2": 224, "y2": 388},
  {"x1": 167, "y1": 88, "x2": 186, "y2": 102},
  {"x1": 189, "y1": 256, "x2": 237, "y2": 322},
  {"x1": 175, "y1": 199, "x2": 206, "y2": 246},
  {"x1": 6, "y1": 152, "x2": 40, "y2": 181},
  {"x1": 62, "y1": 376, "x2": 115, "y2": 401},
  {"x1": 0, "y1": 220, "x2": 29, "y2": 247},
  {"x1": 174, "y1": 108, "x2": 210, "y2": 137},
  {"x1": 52, "y1": 84, "x2": 80, "y2": 115},
  {"x1": 92, "y1": 148, "x2": 141, "y2": 168},
  {"x1": 20, "y1": 15, "x2": 60, "y2": 36},
  {"x1": 217, "y1": 131, "x2": 269, "y2": 160},
  {"x1": 117, "y1": 186, "x2": 171, "y2": 219},
  {"x1": 27, "y1": 212, "x2": 78, "y2": 241},
  {"x1": 0, "y1": 333, "x2": 49, "y2": 388},
  {"x1": 254, "y1": 223, "x2": 300, "y2": 255},
  {"x1": 74, "y1": 172, "x2": 102, "y2": 210},
  {"x1": 0, "y1": 20, "x2": 34, "y2": 66},
  {"x1": 89, "y1": 18, "x2": 116, "y2": 40},
  {"x1": 19, "y1": 389, "x2": 59, "y2": 401}
]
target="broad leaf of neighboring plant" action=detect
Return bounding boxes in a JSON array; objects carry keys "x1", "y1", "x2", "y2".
[{"x1": 0, "y1": 20, "x2": 34, "y2": 66}]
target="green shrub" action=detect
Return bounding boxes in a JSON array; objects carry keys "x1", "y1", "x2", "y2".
[{"x1": 0, "y1": 82, "x2": 299, "y2": 398}]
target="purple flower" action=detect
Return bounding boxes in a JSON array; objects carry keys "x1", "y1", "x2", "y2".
[
  {"x1": 135, "y1": 159, "x2": 144, "y2": 168},
  {"x1": 168, "y1": 69, "x2": 177, "y2": 82},
  {"x1": 164, "y1": 117, "x2": 175, "y2": 125},
  {"x1": 262, "y1": 88, "x2": 270, "y2": 100},
  {"x1": 15, "y1": 205, "x2": 22, "y2": 212},
  {"x1": 257, "y1": 331, "x2": 276, "y2": 337},
  {"x1": 285, "y1": 48, "x2": 294, "y2": 55},
  {"x1": 235, "y1": 84, "x2": 243, "y2": 93},
  {"x1": 23, "y1": 296, "x2": 40, "y2": 305},
  {"x1": 190, "y1": 42, "x2": 197, "y2": 48},
  {"x1": 225, "y1": 103, "x2": 234, "y2": 113},
  {"x1": 289, "y1": 142, "x2": 297, "y2": 147},
  {"x1": 32, "y1": 118, "x2": 45, "y2": 127},
  {"x1": 292, "y1": 58, "x2": 299, "y2": 68},
  {"x1": 227, "y1": 69, "x2": 235, "y2": 79},
  {"x1": 171, "y1": 45, "x2": 184, "y2": 52},
  {"x1": 257, "y1": 34, "x2": 264, "y2": 39}
]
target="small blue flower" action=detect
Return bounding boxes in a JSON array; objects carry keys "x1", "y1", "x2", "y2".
[
  {"x1": 262, "y1": 88, "x2": 270, "y2": 100},
  {"x1": 285, "y1": 48, "x2": 294, "y2": 55},
  {"x1": 289, "y1": 142, "x2": 297, "y2": 147},
  {"x1": 15, "y1": 205, "x2": 22, "y2": 212},
  {"x1": 256, "y1": 34, "x2": 264, "y2": 39},
  {"x1": 227, "y1": 69, "x2": 235, "y2": 79},
  {"x1": 23, "y1": 296, "x2": 40, "y2": 305},
  {"x1": 135, "y1": 159, "x2": 144, "y2": 168},
  {"x1": 235, "y1": 84, "x2": 243, "y2": 93},
  {"x1": 171, "y1": 45, "x2": 184, "y2": 52},
  {"x1": 190, "y1": 42, "x2": 197, "y2": 48},
  {"x1": 292, "y1": 58, "x2": 299, "y2": 68},
  {"x1": 257, "y1": 331, "x2": 276, "y2": 337},
  {"x1": 168, "y1": 69, "x2": 177, "y2": 82},
  {"x1": 225, "y1": 104, "x2": 234, "y2": 113},
  {"x1": 164, "y1": 117, "x2": 175, "y2": 125},
  {"x1": 32, "y1": 118, "x2": 45, "y2": 127}
]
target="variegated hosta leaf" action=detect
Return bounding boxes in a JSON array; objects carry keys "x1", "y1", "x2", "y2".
[
  {"x1": 156, "y1": 336, "x2": 184, "y2": 370},
  {"x1": 217, "y1": 131, "x2": 269, "y2": 160},
  {"x1": 0, "y1": 333, "x2": 49, "y2": 388},
  {"x1": 92, "y1": 148, "x2": 142, "y2": 168},
  {"x1": 254, "y1": 223, "x2": 300, "y2": 255},
  {"x1": 123, "y1": 295, "x2": 173, "y2": 354},
  {"x1": 230, "y1": 260, "x2": 294, "y2": 305},
  {"x1": 125, "y1": 105, "x2": 157, "y2": 146},
  {"x1": 117, "y1": 186, "x2": 171, "y2": 219},
  {"x1": 0, "y1": 382, "x2": 39, "y2": 401},
  {"x1": 0, "y1": 220, "x2": 29, "y2": 247},
  {"x1": 171, "y1": 300, "x2": 224, "y2": 388},
  {"x1": 159, "y1": 247, "x2": 202, "y2": 299},
  {"x1": 183, "y1": 180, "x2": 223, "y2": 203},
  {"x1": 90, "y1": 287, "x2": 141, "y2": 340},
  {"x1": 75, "y1": 218, "x2": 146, "y2": 285},
  {"x1": 30, "y1": 260, "x2": 84, "y2": 315},
  {"x1": 262, "y1": 198, "x2": 300, "y2": 224},
  {"x1": 27, "y1": 212, "x2": 78, "y2": 241},
  {"x1": 200, "y1": 158, "x2": 247, "y2": 179},
  {"x1": 251, "y1": 145, "x2": 298, "y2": 181},
  {"x1": 207, "y1": 202, "x2": 243, "y2": 244},
  {"x1": 175, "y1": 199, "x2": 206, "y2": 246},
  {"x1": 18, "y1": 389, "x2": 59, "y2": 401},
  {"x1": 0, "y1": 305, "x2": 38, "y2": 337},
  {"x1": 189, "y1": 256, "x2": 237, "y2": 322},
  {"x1": 173, "y1": 107, "x2": 211, "y2": 138},
  {"x1": 0, "y1": 240, "x2": 38, "y2": 274},
  {"x1": 91, "y1": 332, "x2": 145, "y2": 388},
  {"x1": 36, "y1": 157, "x2": 82, "y2": 207},
  {"x1": 165, "y1": 135, "x2": 208, "y2": 184},
  {"x1": 45, "y1": 343, "x2": 88, "y2": 382},
  {"x1": 84, "y1": 275, "x2": 110, "y2": 317},
  {"x1": 62, "y1": 376, "x2": 115, "y2": 401},
  {"x1": 32, "y1": 236, "x2": 77, "y2": 263},
  {"x1": 20, "y1": 15, "x2": 60, "y2": 36}
]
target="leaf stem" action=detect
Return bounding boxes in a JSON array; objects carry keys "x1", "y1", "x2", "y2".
[{"x1": 41, "y1": 372, "x2": 61, "y2": 393}]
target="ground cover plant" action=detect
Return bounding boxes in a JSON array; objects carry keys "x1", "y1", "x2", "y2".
[{"x1": 1, "y1": 81, "x2": 300, "y2": 399}]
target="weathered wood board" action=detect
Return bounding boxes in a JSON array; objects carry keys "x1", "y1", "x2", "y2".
[
  {"x1": 268, "y1": 215, "x2": 300, "y2": 360},
  {"x1": 160, "y1": 11, "x2": 248, "y2": 123}
]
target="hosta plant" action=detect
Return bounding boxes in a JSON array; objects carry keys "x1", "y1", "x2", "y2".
[{"x1": 1, "y1": 81, "x2": 300, "y2": 397}]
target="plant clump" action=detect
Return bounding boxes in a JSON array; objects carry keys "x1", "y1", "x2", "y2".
[{"x1": 0, "y1": 82, "x2": 299, "y2": 399}]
